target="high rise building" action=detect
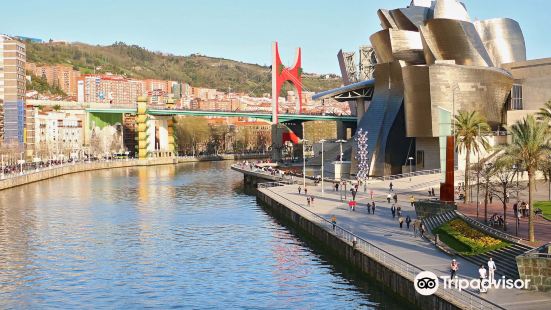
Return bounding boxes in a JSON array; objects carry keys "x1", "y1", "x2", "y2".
[
  {"x1": 0, "y1": 35, "x2": 26, "y2": 145},
  {"x1": 77, "y1": 74, "x2": 144, "y2": 104}
]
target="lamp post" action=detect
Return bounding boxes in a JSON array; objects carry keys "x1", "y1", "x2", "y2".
[
  {"x1": 320, "y1": 139, "x2": 326, "y2": 195},
  {"x1": 408, "y1": 156, "x2": 414, "y2": 181}
]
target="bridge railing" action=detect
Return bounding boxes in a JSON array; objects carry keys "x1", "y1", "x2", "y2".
[{"x1": 260, "y1": 185, "x2": 504, "y2": 310}]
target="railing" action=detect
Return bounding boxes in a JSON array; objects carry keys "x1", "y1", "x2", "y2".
[
  {"x1": 260, "y1": 186, "x2": 504, "y2": 310},
  {"x1": 517, "y1": 243, "x2": 549, "y2": 258},
  {"x1": 373, "y1": 168, "x2": 443, "y2": 181},
  {"x1": 454, "y1": 211, "x2": 526, "y2": 245}
]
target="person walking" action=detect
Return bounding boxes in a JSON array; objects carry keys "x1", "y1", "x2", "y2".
[
  {"x1": 450, "y1": 259, "x2": 459, "y2": 279},
  {"x1": 351, "y1": 188, "x2": 357, "y2": 201},
  {"x1": 393, "y1": 193, "x2": 398, "y2": 203},
  {"x1": 410, "y1": 195, "x2": 415, "y2": 207},
  {"x1": 335, "y1": 183, "x2": 339, "y2": 192},
  {"x1": 387, "y1": 193, "x2": 392, "y2": 203},
  {"x1": 307, "y1": 196, "x2": 311, "y2": 207},
  {"x1": 331, "y1": 215, "x2": 337, "y2": 231},
  {"x1": 371, "y1": 202, "x2": 375, "y2": 215},
  {"x1": 397, "y1": 206, "x2": 402, "y2": 217},
  {"x1": 420, "y1": 222, "x2": 425, "y2": 237},
  {"x1": 310, "y1": 195, "x2": 315, "y2": 206},
  {"x1": 405, "y1": 215, "x2": 411, "y2": 229},
  {"x1": 487, "y1": 258, "x2": 497, "y2": 284},
  {"x1": 298, "y1": 186, "x2": 302, "y2": 194},
  {"x1": 431, "y1": 188, "x2": 435, "y2": 197},
  {"x1": 304, "y1": 187, "x2": 308, "y2": 196},
  {"x1": 413, "y1": 219, "x2": 418, "y2": 236},
  {"x1": 367, "y1": 202, "x2": 371, "y2": 214},
  {"x1": 391, "y1": 204, "x2": 396, "y2": 218},
  {"x1": 479, "y1": 264, "x2": 488, "y2": 293},
  {"x1": 513, "y1": 202, "x2": 518, "y2": 218},
  {"x1": 370, "y1": 189, "x2": 374, "y2": 200},
  {"x1": 389, "y1": 182, "x2": 393, "y2": 191},
  {"x1": 399, "y1": 216, "x2": 404, "y2": 229}
]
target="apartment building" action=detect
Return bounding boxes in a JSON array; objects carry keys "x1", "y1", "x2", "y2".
[
  {"x1": 34, "y1": 110, "x2": 84, "y2": 153},
  {"x1": 0, "y1": 35, "x2": 27, "y2": 145},
  {"x1": 77, "y1": 74, "x2": 145, "y2": 104},
  {"x1": 27, "y1": 63, "x2": 81, "y2": 97}
]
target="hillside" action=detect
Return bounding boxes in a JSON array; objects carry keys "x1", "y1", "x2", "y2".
[{"x1": 25, "y1": 41, "x2": 342, "y2": 96}]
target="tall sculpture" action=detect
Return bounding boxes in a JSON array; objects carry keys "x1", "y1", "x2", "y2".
[
  {"x1": 354, "y1": 0, "x2": 525, "y2": 176},
  {"x1": 271, "y1": 42, "x2": 302, "y2": 124}
]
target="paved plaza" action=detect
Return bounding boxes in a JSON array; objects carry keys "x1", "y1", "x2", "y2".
[{"x1": 261, "y1": 174, "x2": 551, "y2": 309}]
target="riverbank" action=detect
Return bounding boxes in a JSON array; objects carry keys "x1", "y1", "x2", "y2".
[{"x1": 0, "y1": 153, "x2": 268, "y2": 191}]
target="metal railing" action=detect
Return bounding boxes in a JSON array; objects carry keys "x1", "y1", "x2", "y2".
[
  {"x1": 373, "y1": 168, "x2": 443, "y2": 181},
  {"x1": 259, "y1": 186, "x2": 504, "y2": 310},
  {"x1": 520, "y1": 243, "x2": 551, "y2": 258}
]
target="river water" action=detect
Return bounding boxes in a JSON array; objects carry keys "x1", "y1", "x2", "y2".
[{"x1": 0, "y1": 161, "x2": 406, "y2": 309}]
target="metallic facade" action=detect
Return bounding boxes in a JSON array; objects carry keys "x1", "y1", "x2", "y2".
[{"x1": 327, "y1": 0, "x2": 525, "y2": 176}]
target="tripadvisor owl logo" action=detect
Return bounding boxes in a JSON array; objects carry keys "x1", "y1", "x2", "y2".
[{"x1": 414, "y1": 271, "x2": 439, "y2": 296}]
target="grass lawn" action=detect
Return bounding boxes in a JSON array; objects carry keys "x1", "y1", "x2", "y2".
[
  {"x1": 533, "y1": 201, "x2": 551, "y2": 221},
  {"x1": 432, "y1": 219, "x2": 511, "y2": 256}
]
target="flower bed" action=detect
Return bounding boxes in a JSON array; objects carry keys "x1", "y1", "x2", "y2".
[{"x1": 432, "y1": 219, "x2": 510, "y2": 256}]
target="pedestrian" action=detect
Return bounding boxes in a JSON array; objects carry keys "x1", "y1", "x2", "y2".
[
  {"x1": 389, "y1": 182, "x2": 393, "y2": 191},
  {"x1": 450, "y1": 259, "x2": 459, "y2": 279},
  {"x1": 406, "y1": 215, "x2": 411, "y2": 229},
  {"x1": 367, "y1": 202, "x2": 371, "y2": 214},
  {"x1": 307, "y1": 196, "x2": 311, "y2": 207},
  {"x1": 348, "y1": 200, "x2": 354, "y2": 211},
  {"x1": 513, "y1": 202, "x2": 518, "y2": 217},
  {"x1": 304, "y1": 187, "x2": 308, "y2": 195},
  {"x1": 410, "y1": 195, "x2": 415, "y2": 207},
  {"x1": 310, "y1": 195, "x2": 315, "y2": 205},
  {"x1": 335, "y1": 183, "x2": 339, "y2": 192},
  {"x1": 298, "y1": 186, "x2": 301, "y2": 194},
  {"x1": 351, "y1": 188, "x2": 357, "y2": 201},
  {"x1": 393, "y1": 193, "x2": 398, "y2": 203},
  {"x1": 397, "y1": 206, "x2": 402, "y2": 217},
  {"x1": 371, "y1": 202, "x2": 375, "y2": 214},
  {"x1": 387, "y1": 193, "x2": 392, "y2": 203},
  {"x1": 431, "y1": 188, "x2": 435, "y2": 197},
  {"x1": 391, "y1": 204, "x2": 396, "y2": 218},
  {"x1": 331, "y1": 215, "x2": 337, "y2": 231},
  {"x1": 352, "y1": 236, "x2": 357, "y2": 251},
  {"x1": 370, "y1": 189, "x2": 374, "y2": 200},
  {"x1": 479, "y1": 264, "x2": 488, "y2": 293},
  {"x1": 487, "y1": 257, "x2": 496, "y2": 284},
  {"x1": 420, "y1": 222, "x2": 425, "y2": 237},
  {"x1": 413, "y1": 219, "x2": 418, "y2": 236},
  {"x1": 399, "y1": 216, "x2": 404, "y2": 229}
]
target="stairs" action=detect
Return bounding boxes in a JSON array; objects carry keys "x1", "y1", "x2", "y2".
[
  {"x1": 422, "y1": 210, "x2": 457, "y2": 234},
  {"x1": 423, "y1": 210, "x2": 533, "y2": 279}
]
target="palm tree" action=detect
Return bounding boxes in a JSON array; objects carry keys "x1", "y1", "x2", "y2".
[
  {"x1": 454, "y1": 111, "x2": 491, "y2": 203},
  {"x1": 502, "y1": 116, "x2": 551, "y2": 242},
  {"x1": 536, "y1": 99, "x2": 551, "y2": 122}
]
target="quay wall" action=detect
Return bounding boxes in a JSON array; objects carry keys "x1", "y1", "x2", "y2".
[
  {"x1": 256, "y1": 189, "x2": 464, "y2": 310},
  {"x1": 0, "y1": 154, "x2": 268, "y2": 191}
]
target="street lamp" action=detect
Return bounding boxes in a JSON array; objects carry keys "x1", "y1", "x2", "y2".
[
  {"x1": 408, "y1": 156, "x2": 414, "y2": 181},
  {"x1": 335, "y1": 139, "x2": 347, "y2": 162},
  {"x1": 320, "y1": 139, "x2": 326, "y2": 195}
]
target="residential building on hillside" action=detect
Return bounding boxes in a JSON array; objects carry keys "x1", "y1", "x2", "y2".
[
  {"x1": 26, "y1": 63, "x2": 81, "y2": 97},
  {"x1": 77, "y1": 74, "x2": 145, "y2": 104},
  {"x1": 0, "y1": 35, "x2": 27, "y2": 145}
]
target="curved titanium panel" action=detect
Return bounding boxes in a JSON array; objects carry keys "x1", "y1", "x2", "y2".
[
  {"x1": 474, "y1": 18, "x2": 526, "y2": 67},
  {"x1": 389, "y1": 6, "x2": 431, "y2": 31},
  {"x1": 371, "y1": 29, "x2": 424, "y2": 64},
  {"x1": 377, "y1": 9, "x2": 398, "y2": 29},
  {"x1": 402, "y1": 65, "x2": 433, "y2": 137},
  {"x1": 433, "y1": 0, "x2": 470, "y2": 22},
  {"x1": 428, "y1": 64, "x2": 513, "y2": 132},
  {"x1": 423, "y1": 19, "x2": 494, "y2": 67}
]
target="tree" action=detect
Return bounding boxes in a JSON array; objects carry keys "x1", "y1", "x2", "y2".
[
  {"x1": 502, "y1": 116, "x2": 551, "y2": 242},
  {"x1": 454, "y1": 111, "x2": 491, "y2": 203},
  {"x1": 489, "y1": 157, "x2": 523, "y2": 231},
  {"x1": 536, "y1": 99, "x2": 551, "y2": 122},
  {"x1": 472, "y1": 159, "x2": 496, "y2": 224}
]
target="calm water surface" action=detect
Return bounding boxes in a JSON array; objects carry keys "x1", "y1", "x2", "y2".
[{"x1": 0, "y1": 161, "x2": 406, "y2": 309}]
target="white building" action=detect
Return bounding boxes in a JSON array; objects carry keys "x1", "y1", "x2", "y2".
[{"x1": 34, "y1": 110, "x2": 84, "y2": 154}]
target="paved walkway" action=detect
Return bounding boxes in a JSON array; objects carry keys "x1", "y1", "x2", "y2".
[{"x1": 263, "y1": 178, "x2": 551, "y2": 309}]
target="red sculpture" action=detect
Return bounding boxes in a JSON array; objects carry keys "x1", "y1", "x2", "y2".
[
  {"x1": 440, "y1": 136, "x2": 455, "y2": 202},
  {"x1": 272, "y1": 42, "x2": 302, "y2": 123}
]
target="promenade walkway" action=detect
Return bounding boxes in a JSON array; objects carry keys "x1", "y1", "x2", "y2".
[{"x1": 260, "y1": 176, "x2": 551, "y2": 309}]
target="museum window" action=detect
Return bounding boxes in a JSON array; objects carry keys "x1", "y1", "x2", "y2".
[{"x1": 510, "y1": 84, "x2": 523, "y2": 110}]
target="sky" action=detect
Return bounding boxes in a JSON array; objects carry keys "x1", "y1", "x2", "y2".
[{"x1": 1, "y1": 0, "x2": 550, "y2": 74}]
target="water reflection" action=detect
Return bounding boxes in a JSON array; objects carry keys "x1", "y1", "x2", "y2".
[{"x1": 0, "y1": 161, "x2": 406, "y2": 309}]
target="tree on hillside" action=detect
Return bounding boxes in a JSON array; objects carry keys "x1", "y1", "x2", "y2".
[{"x1": 454, "y1": 111, "x2": 491, "y2": 203}]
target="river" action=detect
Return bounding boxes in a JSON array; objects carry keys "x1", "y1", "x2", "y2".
[{"x1": 0, "y1": 161, "x2": 406, "y2": 309}]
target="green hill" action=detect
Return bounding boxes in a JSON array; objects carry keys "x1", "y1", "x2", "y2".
[{"x1": 25, "y1": 41, "x2": 342, "y2": 96}]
